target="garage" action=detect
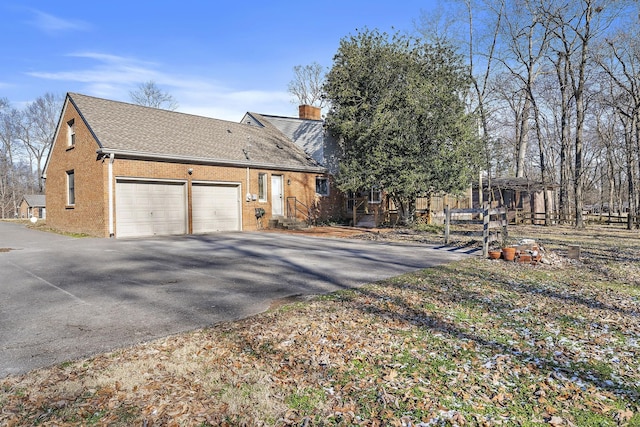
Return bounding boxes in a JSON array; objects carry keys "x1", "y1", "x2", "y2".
[
  {"x1": 116, "y1": 180, "x2": 187, "y2": 238},
  {"x1": 192, "y1": 183, "x2": 241, "y2": 233}
]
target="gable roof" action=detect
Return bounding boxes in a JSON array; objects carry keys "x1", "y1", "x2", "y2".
[
  {"x1": 46, "y1": 93, "x2": 325, "y2": 174},
  {"x1": 21, "y1": 194, "x2": 46, "y2": 207},
  {"x1": 243, "y1": 112, "x2": 325, "y2": 162},
  {"x1": 242, "y1": 111, "x2": 341, "y2": 175}
]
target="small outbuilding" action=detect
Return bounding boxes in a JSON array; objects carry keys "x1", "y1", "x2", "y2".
[
  {"x1": 19, "y1": 194, "x2": 46, "y2": 219},
  {"x1": 474, "y1": 177, "x2": 558, "y2": 224}
]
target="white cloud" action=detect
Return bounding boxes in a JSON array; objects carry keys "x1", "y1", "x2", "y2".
[
  {"x1": 26, "y1": 51, "x2": 296, "y2": 122},
  {"x1": 29, "y1": 9, "x2": 91, "y2": 33},
  {"x1": 179, "y1": 89, "x2": 294, "y2": 122},
  {"x1": 28, "y1": 52, "x2": 158, "y2": 84}
]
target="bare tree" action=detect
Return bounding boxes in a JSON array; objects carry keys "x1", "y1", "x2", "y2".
[
  {"x1": 0, "y1": 98, "x2": 20, "y2": 218},
  {"x1": 18, "y1": 93, "x2": 63, "y2": 192},
  {"x1": 543, "y1": 0, "x2": 623, "y2": 228},
  {"x1": 463, "y1": 0, "x2": 504, "y2": 198},
  {"x1": 129, "y1": 81, "x2": 178, "y2": 110},
  {"x1": 288, "y1": 62, "x2": 326, "y2": 107},
  {"x1": 595, "y1": 29, "x2": 640, "y2": 228},
  {"x1": 498, "y1": 0, "x2": 553, "y2": 179}
]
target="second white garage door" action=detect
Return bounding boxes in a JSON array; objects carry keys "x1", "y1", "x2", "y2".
[
  {"x1": 116, "y1": 180, "x2": 187, "y2": 238},
  {"x1": 192, "y1": 184, "x2": 241, "y2": 233}
]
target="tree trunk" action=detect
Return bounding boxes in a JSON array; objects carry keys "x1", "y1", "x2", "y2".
[
  {"x1": 516, "y1": 96, "x2": 530, "y2": 178},
  {"x1": 555, "y1": 53, "x2": 572, "y2": 224}
]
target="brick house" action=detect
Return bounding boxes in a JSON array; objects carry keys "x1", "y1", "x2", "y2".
[
  {"x1": 18, "y1": 194, "x2": 46, "y2": 219},
  {"x1": 43, "y1": 93, "x2": 329, "y2": 238},
  {"x1": 241, "y1": 106, "x2": 345, "y2": 221}
]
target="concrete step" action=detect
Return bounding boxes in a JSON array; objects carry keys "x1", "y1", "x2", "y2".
[
  {"x1": 269, "y1": 217, "x2": 308, "y2": 230},
  {"x1": 357, "y1": 214, "x2": 376, "y2": 228}
]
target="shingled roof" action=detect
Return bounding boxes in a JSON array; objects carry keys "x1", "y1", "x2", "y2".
[
  {"x1": 21, "y1": 194, "x2": 46, "y2": 207},
  {"x1": 63, "y1": 93, "x2": 325, "y2": 173}
]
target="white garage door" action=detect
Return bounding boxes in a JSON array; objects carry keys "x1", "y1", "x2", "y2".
[
  {"x1": 192, "y1": 184, "x2": 241, "y2": 233},
  {"x1": 116, "y1": 180, "x2": 187, "y2": 238}
]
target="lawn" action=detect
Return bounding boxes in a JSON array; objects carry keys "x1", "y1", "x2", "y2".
[{"x1": 1, "y1": 225, "x2": 639, "y2": 426}]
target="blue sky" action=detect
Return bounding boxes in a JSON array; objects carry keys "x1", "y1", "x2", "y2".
[{"x1": 0, "y1": 1, "x2": 439, "y2": 121}]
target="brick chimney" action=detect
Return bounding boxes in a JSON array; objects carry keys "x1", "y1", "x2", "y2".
[{"x1": 298, "y1": 104, "x2": 321, "y2": 120}]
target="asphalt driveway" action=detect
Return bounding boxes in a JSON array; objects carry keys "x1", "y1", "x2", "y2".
[{"x1": 0, "y1": 221, "x2": 472, "y2": 377}]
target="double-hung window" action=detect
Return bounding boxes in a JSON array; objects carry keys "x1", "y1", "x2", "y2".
[
  {"x1": 67, "y1": 119, "x2": 75, "y2": 147},
  {"x1": 369, "y1": 187, "x2": 381, "y2": 204},
  {"x1": 258, "y1": 173, "x2": 267, "y2": 202},
  {"x1": 315, "y1": 177, "x2": 329, "y2": 196},
  {"x1": 67, "y1": 170, "x2": 75, "y2": 205}
]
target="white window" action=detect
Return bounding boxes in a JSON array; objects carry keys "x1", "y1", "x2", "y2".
[
  {"x1": 67, "y1": 119, "x2": 75, "y2": 147},
  {"x1": 258, "y1": 173, "x2": 267, "y2": 202},
  {"x1": 369, "y1": 187, "x2": 382, "y2": 204},
  {"x1": 67, "y1": 170, "x2": 75, "y2": 205},
  {"x1": 316, "y1": 177, "x2": 329, "y2": 196}
]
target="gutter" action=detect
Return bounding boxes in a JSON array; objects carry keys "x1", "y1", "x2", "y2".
[{"x1": 96, "y1": 148, "x2": 327, "y2": 174}]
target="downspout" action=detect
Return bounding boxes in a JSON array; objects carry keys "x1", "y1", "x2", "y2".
[
  {"x1": 246, "y1": 167, "x2": 251, "y2": 202},
  {"x1": 108, "y1": 153, "x2": 115, "y2": 237}
]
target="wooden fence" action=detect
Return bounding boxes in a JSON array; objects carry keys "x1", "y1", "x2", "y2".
[
  {"x1": 444, "y1": 206, "x2": 508, "y2": 257},
  {"x1": 513, "y1": 210, "x2": 632, "y2": 226}
]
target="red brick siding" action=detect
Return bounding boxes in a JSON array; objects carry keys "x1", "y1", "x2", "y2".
[
  {"x1": 113, "y1": 159, "x2": 326, "y2": 233},
  {"x1": 18, "y1": 201, "x2": 29, "y2": 218},
  {"x1": 45, "y1": 103, "x2": 108, "y2": 237}
]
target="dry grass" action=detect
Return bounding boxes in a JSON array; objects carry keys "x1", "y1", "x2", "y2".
[{"x1": 1, "y1": 224, "x2": 639, "y2": 426}]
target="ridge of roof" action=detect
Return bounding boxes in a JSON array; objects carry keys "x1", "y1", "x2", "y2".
[{"x1": 251, "y1": 111, "x2": 323, "y2": 122}]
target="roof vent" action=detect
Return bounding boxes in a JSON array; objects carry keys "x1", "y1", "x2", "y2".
[{"x1": 227, "y1": 129, "x2": 232, "y2": 133}]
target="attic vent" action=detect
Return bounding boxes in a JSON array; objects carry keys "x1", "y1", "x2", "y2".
[{"x1": 276, "y1": 143, "x2": 283, "y2": 149}]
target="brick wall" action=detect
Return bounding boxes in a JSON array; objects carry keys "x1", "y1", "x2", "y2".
[
  {"x1": 18, "y1": 201, "x2": 28, "y2": 218},
  {"x1": 45, "y1": 101, "x2": 108, "y2": 237},
  {"x1": 18, "y1": 202, "x2": 44, "y2": 219},
  {"x1": 113, "y1": 159, "x2": 326, "y2": 233}
]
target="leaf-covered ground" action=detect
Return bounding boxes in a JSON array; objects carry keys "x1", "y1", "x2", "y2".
[{"x1": 1, "y1": 225, "x2": 639, "y2": 426}]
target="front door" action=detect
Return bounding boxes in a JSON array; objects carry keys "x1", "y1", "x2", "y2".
[{"x1": 271, "y1": 175, "x2": 283, "y2": 216}]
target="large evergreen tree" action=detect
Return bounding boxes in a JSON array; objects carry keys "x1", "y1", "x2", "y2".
[{"x1": 324, "y1": 29, "x2": 482, "y2": 223}]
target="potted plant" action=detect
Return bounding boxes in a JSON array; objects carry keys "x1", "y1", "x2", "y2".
[
  {"x1": 501, "y1": 235, "x2": 516, "y2": 261},
  {"x1": 488, "y1": 249, "x2": 502, "y2": 259}
]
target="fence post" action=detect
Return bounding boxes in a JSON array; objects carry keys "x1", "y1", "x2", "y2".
[
  {"x1": 444, "y1": 205, "x2": 450, "y2": 245},
  {"x1": 352, "y1": 200, "x2": 356, "y2": 227},
  {"x1": 483, "y1": 205, "x2": 489, "y2": 258},
  {"x1": 501, "y1": 207, "x2": 508, "y2": 243}
]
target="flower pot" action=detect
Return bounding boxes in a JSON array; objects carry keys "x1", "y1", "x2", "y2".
[
  {"x1": 502, "y1": 247, "x2": 516, "y2": 261},
  {"x1": 488, "y1": 250, "x2": 502, "y2": 260},
  {"x1": 518, "y1": 254, "x2": 532, "y2": 263}
]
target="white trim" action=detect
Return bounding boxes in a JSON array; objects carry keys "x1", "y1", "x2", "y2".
[
  {"x1": 97, "y1": 148, "x2": 326, "y2": 174},
  {"x1": 108, "y1": 153, "x2": 115, "y2": 237},
  {"x1": 66, "y1": 170, "x2": 75, "y2": 206},
  {"x1": 115, "y1": 177, "x2": 188, "y2": 184},
  {"x1": 271, "y1": 174, "x2": 284, "y2": 216},
  {"x1": 258, "y1": 173, "x2": 268, "y2": 202},
  {"x1": 43, "y1": 98, "x2": 72, "y2": 177},
  {"x1": 67, "y1": 119, "x2": 75, "y2": 147}
]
